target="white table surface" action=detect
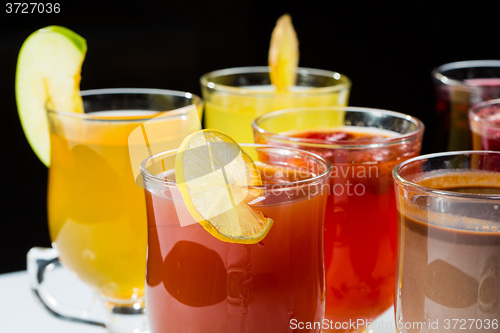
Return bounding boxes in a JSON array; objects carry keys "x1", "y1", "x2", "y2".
[
  {"x1": 0, "y1": 269, "x2": 397, "y2": 332},
  {"x1": 0, "y1": 270, "x2": 105, "y2": 333}
]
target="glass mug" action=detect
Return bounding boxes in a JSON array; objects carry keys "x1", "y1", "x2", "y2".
[
  {"x1": 252, "y1": 106, "x2": 424, "y2": 332},
  {"x1": 141, "y1": 144, "x2": 331, "y2": 333},
  {"x1": 432, "y1": 60, "x2": 500, "y2": 151},
  {"x1": 27, "y1": 88, "x2": 203, "y2": 333},
  {"x1": 200, "y1": 66, "x2": 351, "y2": 143},
  {"x1": 469, "y1": 98, "x2": 500, "y2": 151},
  {"x1": 393, "y1": 151, "x2": 500, "y2": 333}
]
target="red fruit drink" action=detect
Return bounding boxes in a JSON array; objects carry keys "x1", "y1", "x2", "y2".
[
  {"x1": 289, "y1": 128, "x2": 420, "y2": 332},
  {"x1": 141, "y1": 145, "x2": 331, "y2": 333},
  {"x1": 252, "y1": 108, "x2": 424, "y2": 333}
]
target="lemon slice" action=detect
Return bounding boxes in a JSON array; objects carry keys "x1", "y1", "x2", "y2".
[
  {"x1": 16, "y1": 25, "x2": 86, "y2": 166},
  {"x1": 268, "y1": 14, "x2": 299, "y2": 92},
  {"x1": 175, "y1": 129, "x2": 273, "y2": 244}
]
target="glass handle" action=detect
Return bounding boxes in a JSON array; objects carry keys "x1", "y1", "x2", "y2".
[{"x1": 26, "y1": 247, "x2": 106, "y2": 328}]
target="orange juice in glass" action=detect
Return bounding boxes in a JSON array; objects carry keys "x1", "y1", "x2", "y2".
[
  {"x1": 200, "y1": 66, "x2": 351, "y2": 143},
  {"x1": 30, "y1": 88, "x2": 202, "y2": 333}
]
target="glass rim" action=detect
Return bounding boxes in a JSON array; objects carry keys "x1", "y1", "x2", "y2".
[
  {"x1": 200, "y1": 66, "x2": 351, "y2": 96},
  {"x1": 469, "y1": 98, "x2": 500, "y2": 129},
  {"x1": 252, "y1": 106, "x2": 425, "y2": 149},
  {"x1": 393, "y1": 150, "x2": 500, "y2": 200},
  {"x1": 140, "y1": 143, "x2": 333, "y2": 189},
  {"x1": 47, "y1": 87, "x2": 203, "y2": 122},
  {"x1": 432, "y1": 59, "x2": 500, "y2": 86}
]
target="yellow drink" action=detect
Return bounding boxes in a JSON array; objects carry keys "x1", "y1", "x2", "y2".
[
  {"x1": 48, "y1": 116, "x2": 146, "y2": 300},
  {"x1": 201, "y1": 67, "x2": 351, "y2": 143},
  {"x1": 47, "y1": 89, "x2": 202, "y2": 302}
]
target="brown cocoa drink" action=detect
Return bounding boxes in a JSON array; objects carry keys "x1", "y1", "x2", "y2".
[{"x1": 396, "y1": 171, "x2": 500, "y2": 333}]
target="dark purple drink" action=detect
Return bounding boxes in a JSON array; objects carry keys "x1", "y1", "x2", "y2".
[{"x1": 432, "y1": 61, "x2": 500, "y2": 151}]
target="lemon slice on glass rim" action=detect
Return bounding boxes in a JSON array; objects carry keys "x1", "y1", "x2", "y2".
[{"x1": 175, "y1": 129, "x2": 273, "y2": 244}]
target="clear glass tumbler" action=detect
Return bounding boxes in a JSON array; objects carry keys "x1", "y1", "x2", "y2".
[
  {"x1": 469, "y1": 98, "x2": 500, "y2": 151},
  {"x1": 393, "y1": 151, "x2": 500, "y2": 333},
  {"x1": 141, "y1": 144, "x2": 331, "y2": 333},
  {"x1": 201, "y1": 66, "x2": 351, "y2": 143},
  {"x1": 252, "y1": 106, "x2": 424, "y2": 333},
  {"x1": 432, "y1": 60, "x2": 500, "y2": 151}
]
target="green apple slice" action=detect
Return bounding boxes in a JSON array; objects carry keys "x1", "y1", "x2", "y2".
[{"x1": 16, "y1": 25, "x2": 87, "y2": 166}]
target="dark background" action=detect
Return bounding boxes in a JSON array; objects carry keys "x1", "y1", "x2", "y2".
[{"x1": 1, "y1": 1, "x2": 499, "y2": 274}]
